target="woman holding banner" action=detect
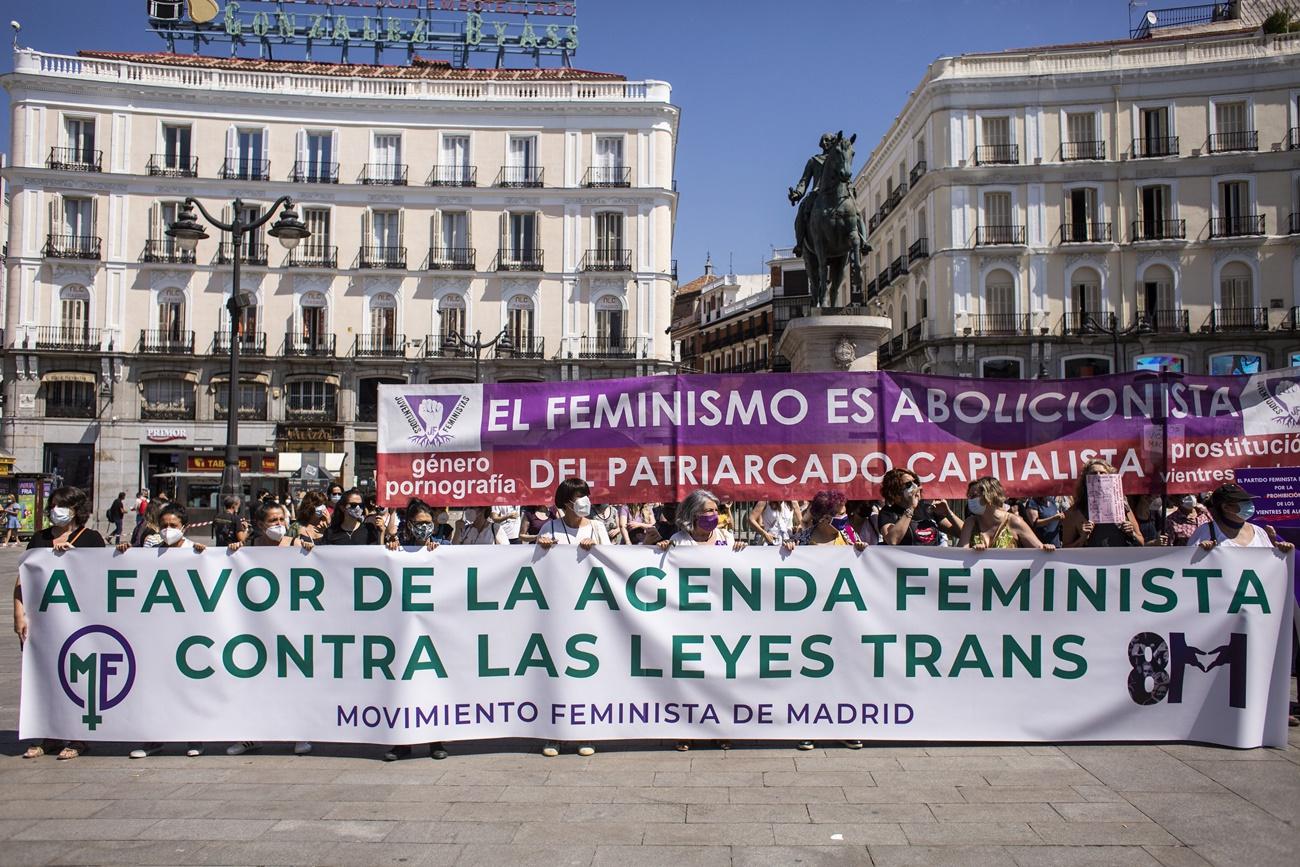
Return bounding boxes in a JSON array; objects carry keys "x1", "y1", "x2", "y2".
[
  {"x1": 658, "y1": 489, "x2": 747, "y2": 551},
  {"x1": 1190, "y1": 483, "x2": 1295, "y2": 552},
  {"x1": 877, "y1": 469, "x2": 960, "y2": 546},
  {"x1": 959, "y1": 478, "x2": 1052, "y2": 551},
  {"x1": 454, "y1": 506, "x2": 506, "y2": 545},
  {"x1": 1061, "y1": 460, "x2": 1144, "y2": 547}
]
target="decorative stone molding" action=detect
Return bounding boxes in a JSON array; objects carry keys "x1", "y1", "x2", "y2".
[
  {"x1": 1212, "y1": 246, "x2": 1258, "y2": 266},
  {"x1": 832, "y1": 337, "x2": 857, "y2": 371},
  {"x1": 292, "y1": 273, "x2": 333, "y2": 296},
  {"x1": 48, "y1": 262, "x2": 99, "y2": 287},
  {"x1": 150, "y1": 270, "x2": 191, "y2": 290},
  {"x1": 362, "y1": 274, "x2": 404, "y2": 295}
]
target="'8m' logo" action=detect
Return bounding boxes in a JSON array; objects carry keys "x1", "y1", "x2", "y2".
[
  {"x1": 1127, "y1": 632, "x2": 1247, "y2": 710},
  {"x1": 57, "y1": 625, "x2": 136, "y2": 730}
]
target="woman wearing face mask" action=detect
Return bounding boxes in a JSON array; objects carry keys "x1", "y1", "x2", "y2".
[
  {"x1": 454, "y1": 505, "x2": 506, "y2": 545},
  {"x1": 657, "y1": 489, "x2": 748, "y2": 551},
  {"x1": 292, "y1": 491, "x2": 330, "y2": 545},
  {"x1": 877, "y1": 469, "x2": 957, "y2": 546},
  {"x1": 325, "y1": 484, "x2": 344, "y2": 516},
  {"x1": 959, "y1": 478, "x2": 1051, "y2": 551},
  {"x1": 749, "y1": 500, "x2": 803, "y2": 546},
  {"x1": 536, "y1": 478, "x2": 610, "y2": 552},
  {"x1": 1062, "y1": 459, "x2": 1143, "y2": 547},
  {"x1": 1190, "y1": 483, "x2": 1295, "y2": 552},
  {"x1": 323, "y1": 488, "x2": 384, "y2": 546},
  {"x1": 1162, "y1": 493, "x2": 1210, "y2": 546}
]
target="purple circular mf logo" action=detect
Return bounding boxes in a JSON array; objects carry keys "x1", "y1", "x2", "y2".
[{"x1": 57, "y1": 625, "x2": 136, "y2": 731}]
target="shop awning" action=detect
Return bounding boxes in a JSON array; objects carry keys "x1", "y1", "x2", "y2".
[
  {"x1": 152, "y1": 471, "x2": 297, "y2": 479},
  {"x1": 210, "y1": 372, "x2": 271, "y2": 385},
  {"x1": 141, "y1": 370, "x2": 199, "y2": 383},
  {"x1": 41, "y1": 371, "x2": 96, "y2": 384}
]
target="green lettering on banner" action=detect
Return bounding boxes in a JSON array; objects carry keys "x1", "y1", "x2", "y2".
[
  {"x1": 627, "y1": 567, "x2": 666, "y2": 611},
  {"x1": 506, "y1": 566, "x2": 548, "y2": 610},
  {"x1": 107, "y1": 569, "x2": 134, "y2": 613},
  {"x1": 290, "y1": 568, "x2": 325, "y2": 611},
  {"x1": 775, "y1": 568, "x2": 814, "y2": 611},
  {"x1": 477, "y1": 634, "x2": 508, "y2": 677},
  {"x1": 800, "y1": 635, "x2": 834, "y2": 677},
  {"x1": 938, "y1": 568, "x2": 970, "y2": 611},
  {"x1": 565, "y1": 634, "x2": 599, "y2": 677},
  {"x1": 189, "y1": 568, "x2": 232, "y2": 612},
  {"x1": 1052, "y1": 634, "x2": 1087, "y2": 678},
  {"x1": 983, "y1": 567, "x2": 1031, "y2": 610},
  {"x1": 860, "y1": 634, "x2": 897, "y2": 676},
  {"x1": 722, "y1": 567, "x2": 760, "y2": 610},
  {"x1": 466, "y1": 567, "x2": 497, "y2": 610},
  {"x1": 711, "y1": 634, "x2": 750, "y2": 678},
  {"x1": 403, "y1": 635, "x2": 447, "y2": 679},
  {"x1": 354, "y1": 567, "x2": 392, "y2": 611},
  {"x1": 1066, "y1": 568, "x2": 1106, "y2": 613},
  {"x1": 1118, "y1": 567, "x2": 1132, "y2": 612},
  {"x1": 402, "y1": 567, "x2": 435, "y2": 612},
  {"x1": 679, "y1": 568, "x2": 710, "y2": 611},
  {"x1": 142, "y1": 569, "x2": 183, "y2": 613},
  {"x1": 896, "y1": 567, "x2": 927, "y2": 610},
  {"x1": 672, "y1": 634, "x2": 705, "y2": 678},
  {"x1": 823, "y1": 568, "x2": 866, "y2": 610},
  {"x1": 38, "y1": 569, "x2": 79, "y2": 612},
  {"x1": 575, "y1": 567, "x2": 618, "y2": 610},
  {"x1": 515, "y1": 633, "x2": 558, "y2": 677},
  {"x1": 363, "y1": 635, "x2": 396, "y2": 680},
  {"x1": 177, "y1": 635, "x2": 214, "y2": 679},
  {"x1": 1228, "y1": 570, "x2": 1270, "y2": 614},
  {"x1": 630, "y1": 634, "x2": 662, "y2": 677},
  {"x1": 759, "y1": 634, "x2": 792, "y2": 678},
  {"x1": 238, "y1": 568, "x2": 280, "y2": 612},
  {"x1": 277, "y1": 635, "x2": 313, "y2": 677},
  {"x1": 223, "y1": 634, "x2": 266, "y2": 678},
  {"x1": 1185, "y1": 568, "x2": 1221, "y2": 614},
  {"x1": 906, "y1": 634, "x2": 942, "y2": 677},
  {"x1": 1140, "y1": 567, "x2": 1177, "y2": 613},
  {"x1": 1003, "y1": 634, "x2": 1041, "y2": 677},
  {"x1": 321, "y1": 634, "x2": 355, "y2": 677},
  {"x1": 949, "y1": 634, "x2": 993, "y2": 677}
]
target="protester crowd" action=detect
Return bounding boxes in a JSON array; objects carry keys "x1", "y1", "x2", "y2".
[{"x1": 13, "y1": 461, "x2": 1299, "y2": 762}]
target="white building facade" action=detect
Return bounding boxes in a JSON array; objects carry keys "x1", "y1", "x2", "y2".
[{"x1": 0, "y1": 47, "x2": 678, "y2": 517}]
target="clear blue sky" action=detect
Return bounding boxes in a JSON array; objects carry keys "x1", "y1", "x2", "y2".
[{"x1": 1, "y1": 0, "x2": 1131, "y2": 280}]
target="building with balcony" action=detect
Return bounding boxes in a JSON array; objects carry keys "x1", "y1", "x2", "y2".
[
  {"x1": 1, "y1": 45, "x2": 678, "y2": 516},
  {"x1": 854, "y1": 1, "x2": 1300, "y2": 379}
]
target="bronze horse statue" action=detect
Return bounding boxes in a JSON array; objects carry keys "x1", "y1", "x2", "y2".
[{"x1": 801, "y1": 132, "x2": 865, "y2": 309}]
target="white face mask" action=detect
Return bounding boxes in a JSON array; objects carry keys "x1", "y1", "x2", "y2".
[
  {"x1": 572, "y1": 497, "x2": 592, "y2": 517},
  {"x1": 49, "y1": 506, "x2": 73, "y2": 526},
  {"x1": 1180, "y1": 496, "x2": 1196, "y2": 510},
  {"x1": 263, "y1": 524, "x2": 287, "y2": 542},
  {"x1": 160, "y1": 527, "x2": 184, "y2": 546},
  {"x1": 967, "y1": 497, "x2": 986, "y2": 517}
]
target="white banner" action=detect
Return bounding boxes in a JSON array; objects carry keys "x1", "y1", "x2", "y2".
[{"x1": 18, "y1": 546, "x2": 1296, "y2": 748}]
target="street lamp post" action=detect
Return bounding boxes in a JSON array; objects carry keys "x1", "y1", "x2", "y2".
[
  {"x1": 167, "y1": 197, "x2": 310, "y2": 502},
  {"x1": 1083, "y1": 313, "x2": 1151, "y2": 374},
  {"x1": 445, "y1": 328, "x2": 512, "y2": 384}
]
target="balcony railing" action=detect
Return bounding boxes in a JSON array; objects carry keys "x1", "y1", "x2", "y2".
[
  {"x1": 968, "y1": 314, "x2": 1030, "y2": 337},
  {"x1": 141, "y1": 404, "x2": 196, "y2": 421},
  {"x1": 889, "y1": 256, "x2": 908, "y2": 281},
  {"x1": 1062, "y1": 140, "x2": 1105, "y2": 161},
  {"x1": 34, "y1": 326, "x2": 101, "y2": 351},
  {"x1": 868, "y1": 214, "x2": 880, "y2": 234},
  {"x1": 140, "y1": 239, "x2": 196, "y2": 264},
  {"x1": 1289, "y1": 213, "x2": 1300, "y2": 235},
  {"x1": 1210, "y1": 215, "x2": 1265, "y2": 238},
  {"x1": 220, "y1": 158, "x2": 270, "y2": 181},
  {"x1": 43, "y1": 234, "x2": 101, "y2": 259},
  {"x1": 1135, "y1": 309, "x2": 1189, "y2": 334},
  {"x1": 581, "y1": 249, "x2": 632, "y2": 271},
  {"x1": 877, "y1": 268, "x2": 892, "y2": 290},
  {"x1": 425, "y1": 247, "x2": 476, "y2": 270},
  {"x1": 47, "y1": 146, "x2": 101, "y2": 172},
  {"x1": 906, "y1": 322, "x2": 924, "y2": 346},
  {"x1": 1208, "y1": 307, "x2": 1268, "y2": 332},
  {"x1": 139, "y1": 329, "x2": 195, "y2": 354},
  {"x1": 975, "y1": 225, "x2": 1026, "y2": 246},
  {"x1": 494, "y1": 250, "x2": 544, "y2": 271},
  {"x1": 214, "y1": 404, "x2": 269, "y2": 422},
  {"x1": 291, "y1": 160, "x2": 340, "y2": 183},
  {"x1": 909, "y1": 160, "x2": 927, "y2": 186},
  {"x1": 865, "y1": 278, "x2": 878, "y2": 299},
  {"x1": 427, "y1": 165, "x2": 477, "y2": 186},
  {"x1": 286, "y1": 244, "x2": 338, "y2": 268},
  {"x1": 353, "y1": 334, "x2": 407, "y2": 358},
  {"x1": 495, "y1": 166, "x2": 544, "y2": 187},
  {"x1": 283, "y1": 333, "x2": 337, "y2": 357},
  {"x1": 1131, "y1": 219, "x2": 1186, "y2": 242},
  {"x1": 285, "y1": 404, "x2": 337, "y2": 422},
  {"x1": 885, "y1": 184, "x2": 907, "y2": 210},
  {"x1": 578, "y1": 336, "x2": 645, "y2": 359},
  {"x1": 361, "y1": 163, "x2": 408, "y2": 185},
  {"x1": 424, "y1": 335, "x2": 472, "y2": 358},
  {"x1": 1061, "y1": 222, "x2": 1113, "y2": 243},
  {"x1": 975, "y1": 143, "x2": 1019, "y2": 165},
  {"x1": 582, "y1": 166, "x2": 631, "y2": 187},
  {"x1": 216, "y1": 242, "x2": 269, "y2": 265},
  {"x1": 146, "y1": 154, "x2": 197, "y2": 178},
  {"x1": 498, "y1": 336, "x2": 546, "y2": 359},
  {"x1": 1061, "y1": 312, "x2": 1117, "y2": 335},
  {"x1": 1208, "y1": 130, "x2": 1258, "y2": 153},
  {"x1": 878, "y1": 340, "x2": 893, "y2": 364},
  {"x1": 908, "y1": 237, "x2": 929, "y2": 262},
  {"x1": 358, "y1": 246, "x2": 407, "y2": 269},
  {"x1": 1132, "y1": 135, "x2": 1179, "y2": 158},
  {"x1": 46, "y1": 398, "x2": 97, "y2": 420},
  {"x1": 212, "y1": 331, "x2": 267, "y2": 355}
]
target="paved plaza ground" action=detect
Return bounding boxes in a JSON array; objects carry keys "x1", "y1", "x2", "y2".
[{"x1": 1, "y1": 545, "x2": 1297, "y2": 866}]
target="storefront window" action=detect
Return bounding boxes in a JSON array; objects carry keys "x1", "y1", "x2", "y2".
[
  {"x1": 141, "y1": 378, "x2": 195, "y2": 420},
  {"x1": 214, "y1": 382, "x2": 268, "y2": 421},
  {"x1": 1135, "y1": 355, "x2": 1185, "y2": 373},
  {"x1": 1209, "y1": 353, "x2": 1263, "y2": 376},
  {"x1": 285, "y1": 380, "x2": 337, "y2": 420},
  {"x1": 980, "y1": 358, "x2": 1022, "y2": 379},
  {"x1": 1288, "y1": 351, "x2": 1300, "y2": 368},
  {"x1": 1063, "y1": 356, "x2": 1111, "y2": 378}
]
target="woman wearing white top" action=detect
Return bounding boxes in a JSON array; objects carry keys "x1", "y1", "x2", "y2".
[
  {"x1": 748, "y1": 500, "x2": 802, "y2": 545},
  {"x1": 662, "y1": 489, "x2": 748, "y2": 551},
  {"x1": 455, "y1": 507, "x2": 505, "y2": 545},
  {"x1": 1190, "y1": 483, "x2": 1295, "y2": 551}
]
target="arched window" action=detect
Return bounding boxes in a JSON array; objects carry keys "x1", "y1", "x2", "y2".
[
  {"x1": 438, "y1": 294, "x2": 465, "y2": 349},
  {"x1": 1219, "y1": 262, "x2": 1253, "y2": 310},
  {"x1": 506, "y1": 295, "x2": 535, "y2": 353},
  {"x1": 983, "y1": 268, "x2": 1016, "y2": 334},
  {"x1": 141, "y1": 377, "x2": 195, "y2": 420},
  {"x1": 369, "y1": 292, "x2": 397, "y2": 350},
  {"x1": 916, "y1": 286, "x2": 928, "y2": 324},
  {"x1": 59, "y1": 285, "x2": 90, "y2": 338},
  {"x1": 285, "y1": 379, "x2": 338, "y2": 421},
  {"x1": 300, "y1": 290, "x2": 329, "y2": 352},
  {"x1": 595, "y1": 295, "x2": 626, "y2": 352},
  {"x1": 900, "y1": 292, "x2": 910, "y2": 331},
  {"x1": 157, "y1": 288, "x2": 185, "y2": 339},
  {"x1": 1139, "y1": 265, "x2": 1176, "y2": 331}
]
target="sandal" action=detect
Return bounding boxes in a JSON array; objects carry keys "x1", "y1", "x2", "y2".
[
  {"x1": 22, "y1": 744, "x2": 46, "y2": 759},
  {"x1": 57, "y1": 742, "x2": 88, "y2": 761}
]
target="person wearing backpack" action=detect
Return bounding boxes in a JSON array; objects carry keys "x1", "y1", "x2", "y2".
[
  {"x1": 134, "y1": 490, "x2": 150, "y2": 527},
  {"x1": 106, "y1": 492, "x2": 127, "y2": 544}
]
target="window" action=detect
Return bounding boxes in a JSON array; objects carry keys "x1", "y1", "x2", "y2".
[
  {"x1": 593, "y1": 135, "x2": 625, "y2": 185},
  {"x1": 357, "y1": 377, "x2": 404, "y2": 424},
  {"x1": 162, "y1": 124, "x2": 191, "y2": 171},
  {"x1": 1212, "y1": 101, "x2": 1255, "y2": 152},
  {"x1": 595, "y1": 296, "x2": 626, "y2": 346},
  {"x1": 1139, "y1": 265, "x2": 1176, "y2": 325},
  {"x1": 299, "y1": 208, "x2": 332, "y2": 264},
  {"x1": 157, "y1": 288, "x2": 185, "y2": 339},
  {"x1": 1071, "y1": 267, "x2": 1103, "y2": 319},
  {"x1": 62, "y1": 196, "x2": 94, "y2": 238},
  {"x1": 1140, "y1": 106, "x2": 1169, "y2": 142},
  {"x1": 236, "y1": 203, "x2": 263, "y2": 251},
  {"x1": 505, "y1": 135, "x2": 539, "y2": 185},
  {"x1": 982, "y1": 116, "x2": 1010, "y2": 146},
  {"x1": 1220, "y1": 262, "x2": 1253, "y2": 309},
  {"x1": 595, "y1": 211, "x2": 624, "y2": 258},
  {"x1": 1209, "y1": 353, "x2": 1263, "y2": 376},
  {"x1": 439, "y1": 211, "x2": 468, "y2": 254},
  {"x1": 301, "y1": 293, "x2": 328, "y2": 347},
  {"x1": 44, "y1": 380, "x2": 96, "y2": 419},
  {"x1": 1135, "y1": 355, "x2": 1185, "y2": 373},
  {"x1": 981, "y1": 358, "x2": 1022, "y2": 379},
  {"x1": 978, "y1": 116, "x2": 1015, "y2": 163},
  {"x1": 1138, "y1": 184, "x2": 1174, "y2": 238},
  {"x1": 371, "y1": 133, "x2": 403, "y2": 183},
  {"x1": 507, "y1": 211, "x2": 537, "y2": 262},
  {"x1": 285, "y1": 380, "x2": 338, "y2": 420},
  {"x1": 438, "y1": 294, "x2": 465, "y2": 343},
  {"x1": 438, "y1": 135, "x2": 471, "y2": 184},
  {"x1": 60, "y1": 285, "x2": 90, "y2": 336},
  {"x1": 1064, "y1": 188, "x2": 1101, "y2": 241},
  {"x1": 141, "y1": 379, "x2": 195, "y2": 420},
  {"x1": 984, "y1": 270, "x2": 1016, "y2": 333},
  {"x1": 236, "y1": 128, "x2": 264, "y2": 178},
  {"x1": 64, "y1": 117, "x2": 96, "y2": 163},
  {"x1": 370, "y1": 293, "x2": 397, "y2": 344},
  {"x1": 1215, "y1": 101, "x2": 1247, "y2": 133},
  {"x1": 304, "y1": 131, "x2": 334, "y2": 182},
  {"x1": 507, "y1": 295, "x2": 535, "y2": 345},
  {"x1": 984, "y1": 192, "x2": 1012, "y2": 227},
  {"x1": 1064, "y1": 357, "x2": 1112, "y2": 377},
  {"x1": 1064, "y1": 112, "x2": 1100, "y2": 159},
  {"x1": 1220, "y1": 181, "x2": 1248, "y2": 222},
  {"x1": 214, "y1": 381, "x2": 268, "y2": 421},
  {"x1": 366, "y1": 210, "x2": 403, "y2": 266},
  {"x1": 152, "y1": 201, "x2": 184, "y2": 258}
]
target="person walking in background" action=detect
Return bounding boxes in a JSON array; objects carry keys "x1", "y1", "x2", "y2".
[
  {"x1": 3, "y1": 495, "x2": 22, "y2": 546},
  {"x1": 105, "y1": 492, "x2": 126, "y2": 545},
  {"x1": 133, "y1": 489, "x2": 150, "y2": 527}
]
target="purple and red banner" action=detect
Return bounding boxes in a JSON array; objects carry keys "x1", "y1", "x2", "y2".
[{"x1": 376, "y1": 370, "x2": 1300, "y2": 505}]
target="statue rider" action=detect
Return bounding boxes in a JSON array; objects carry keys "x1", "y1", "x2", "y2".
[{"x1": 789, "y1": 132, "x2": 871, "y2": 259}]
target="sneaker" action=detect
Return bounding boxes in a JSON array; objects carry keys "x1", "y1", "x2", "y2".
[
  {"x1": 294, "y1": 741, "x2": 313, "y2": 756},
  {"x1": 185, "y1": 743, "x2": 205, "y2": 757},
  {"x1": 796, "y1": 741, "x2": 815, "y2": 751},
  {"x1": 430, "y1": 743, "x2": 449, "y2": 760},
  {"x1": 576, "y1": 744, "x2": 596, "y2": 757},
  {"x1": 129, "y1": 743, "x2": 164, "y2": 759},
  {"x1": 541, "y1": 742, "x2": 560, "y2": 757},
  {"x1": 226, "y1": 741, "x2": 261, "y2": 756},
  {"x1": 383, "y1": 745, "x2": 411, "y2": 762},
  {"x1": 674, "y1": 741, "x2": 690, "y2": 752},
  {"x1": 842, "y1": 740, "x2": 864, "y2": 750}
]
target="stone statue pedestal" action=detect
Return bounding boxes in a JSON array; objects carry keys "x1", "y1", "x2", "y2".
[{"x1": 776, "y1": 312, "x2": 893, "y2": 372}]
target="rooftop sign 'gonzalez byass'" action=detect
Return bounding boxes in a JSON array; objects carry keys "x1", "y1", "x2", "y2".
[{"x1": 147, "y1": 1, "x2": 579, "y2": 64}]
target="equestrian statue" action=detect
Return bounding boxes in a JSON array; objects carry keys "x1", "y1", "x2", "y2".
[{"x1": 789, "y1": 131, "x2": 871, "y2": 309}]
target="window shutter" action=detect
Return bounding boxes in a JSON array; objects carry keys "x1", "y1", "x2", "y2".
[
  {"x1": 90, "y1": 197, "x2": 98, "y2": 239},
  {"x1": 499, "y1": 211, "x2": 509, "y2": 258},
  {"x1": 397, "y1": 209, "x2": 405, "y2": 252},
  {"x1": 533, "y1": 209, "x2": 542, "y2": 258},
  {"x1": 262, "y1": 126, "x2": 271, "y2": 170},
  {"x1": 48, "y1": 195, "x2": 57, "y2": 237},
  {"x1": 431, "y1": 211, "x2": 441, "y2": 253},
  {"x1": 225, "y1": 126, "x2": 237, "y2": 169},
  {"x1": 149, "y1": 202, "x2": 159, "y2": 242},
  {"x1": 295, "y1": 129, "x2": 305, "y2": 174},
  {"x1": 362, "y1": 209, "x2": 371, "y2": 250}
]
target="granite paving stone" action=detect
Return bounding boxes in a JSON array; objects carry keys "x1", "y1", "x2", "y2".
[{"x1": 732, "y1": 844, "x2": 875, "y2": 865}]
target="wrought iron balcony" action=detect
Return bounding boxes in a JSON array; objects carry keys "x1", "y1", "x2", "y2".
[
  {"x1": 581, "y1": 249, "x2": 632, "y2": 271},
  {"x1": 582, "y1": 166, "x2": 631, "y2": 187},
  {"x1": 353, "y1": 334, "x2": 407, "y2": 358},
  {"x1": 1209, "y1": 215, "x2": 1265, "y2": 238},
  {"x1": 578, "y1": 336, "x2": 645, "y2": 359},
  {"x1": 424, "y1": 335, "x2": 471, "y2": 358},
  {"x1": 361, "y1": 163, "x2": 408, "y2": 185},
  {"x1": 212, "y1": 331, "x2": 267, "y2": 355},
  {"x1": 908, "y1": 237, "x2": 929, "y2": 262},
  {"x1": 139, "y1": 329, "x2": 195, "y2": 354},
  {"x1": 867, "y1": 214, "x2": 880, "y2": 234},
  {"x1": 865, "y1": 278, "x2": 878, "y2": 299},
  {"x1": 1289, "y1": 213, "x2": 1300, "y2": 235},
  {"x1": 1208, "y1": 130, "x2": 1257, "y2": 153},
  {"x1": 146, "y1": 154, "x2": 197, "y2": 178},
  {"x1": 494, "y1": 250, "x2": 544, "y2": 271},
  {"x1": 909, "y1": 160, "x2": 927, "y2": 186},
  {"x1": 34, "y1": 326, "x2": 101, "y2": 351},
  {"x1": 285, "y1": 403, "x2": 337, "y2": 423},
  {"x1": 497, "y1": 336, "x2": 546, "y2": 359},
  {"x1": 220, "y1": 158, "x2": 270, "y2": 181},
  {"x1": 968, "y1": 314, "x2": 1030, "y2": 337},
  {"x1": 889, "y1": 256, "x2": 908, "y2": 281},
  {"x1": 358, "y1": 246, "x2": 407, "y2": 269},
  {"x1": 1288, "y1": 307, "x2": 1300, "y2": 331},
  {"x1": 1208, "y1": 307, "x2": 1268, "y2": 332},
  {"x1": 495, "y1": 165, "x2": 544, "y2": 187},
  {"x1": 425, "y1": 247, "x2": 476, "y2": 270},
  {"x1": 43, "y1": 234, "x2": 101, "y2": 260},
  {"x1": 46, "y1": 395, "x2": 97, "y2": 419},
  {"x1": 975, "y1": 143, "x2": 1019, "y2": 165},
  {"x1": 141, "y1": 403, "x2": 196, "y2": 421},
  {"x1": 216, "y1": 242, "x2": 269, "y2": 265},
  {"x1": 1060, "y1": 222, "x2": 1113, "y2": 243},
  {"x1": 1132, "y1": 136, "x2": 1179, "y2": 158},
  {"x1": 214, "y1": 403, "x2": 269, "y2": 422},
  {"x1": 291, "y1": 160, "x2": 339, "y2": 183},
  {"x1": 975, "y1": 225, "x2": 1026, "y2": 246},
  {"x1": 286, "y1": 244, "x2": 338, "y2": 268},
  {"x1": 47, "y1": 146, "x2": 101, "y2": 172},
  {"x1": 1131, "y1": 219, "x2": 1186, "y2": 242},
  {"x1": 1061, "y1": 312, "x2": 1117, "y2": 336},
  {"x1": 885, "y1": 183, "x2": 907, "y2": 210},
  {"x1": 877, "y1": 268, "x2": 892, "y2": 290},
  {"x1": 140, "y1": 239, "x2": 196, "y2": 264},
  {"x1": 283, "y1": 332, "x2": 336, "y2": 357},
  {"x1": 427, "y1": 165, "x2": 478, "y2": 187},
  {"x1": 906, "y1": 322, "x2": 924, "y2": 346},
  {"x1": 1135, "y1": 308, "x2": 1189, "y2": 334},
  {"x1": 1062, "y1": 140, "x2": 1105, "y2": 161},
  {"x1": 877, "y1": 340, "x2": 893, "y2": 364}
]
